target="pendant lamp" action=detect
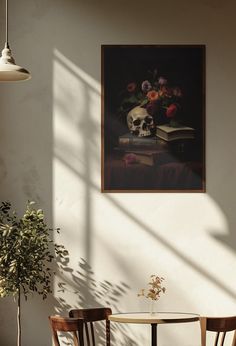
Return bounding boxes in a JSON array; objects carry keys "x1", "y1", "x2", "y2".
[{"x1": 0, "y1": 0, "x2": 31, "y2": 81}]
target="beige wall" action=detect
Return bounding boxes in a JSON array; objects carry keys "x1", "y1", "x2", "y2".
[{"x1": 0, "y1": 0, "x2": 236, "y2": 345}]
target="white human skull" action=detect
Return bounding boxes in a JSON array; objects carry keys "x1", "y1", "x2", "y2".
[{"x1": 127, "y1": 106, "x2": 154, "y2": 137}]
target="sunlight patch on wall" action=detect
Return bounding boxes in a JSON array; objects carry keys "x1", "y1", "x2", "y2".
[
  {"x1": 52, "y1": 48, "x2": 101, "y2": 265},
  {"x1": 92, "y1": 192, "x2": 236, "y2": 316},
  {"x1": 53, "y1": 48, "x2": 101, "y2": 187}
]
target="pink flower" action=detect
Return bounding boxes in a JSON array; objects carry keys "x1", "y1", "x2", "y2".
[
  {"x1": 127, "y1": 82, "x2": 136, "y2": 93},
  {"x1": 158, "y1": 77, "x2": 168, "y2": 85},
  {"x1": 166, "y1": 104, "x2": 178, "y2": 118},
  {"x1": 124, "y1": 153, "x2": 138, "y2": 165}
]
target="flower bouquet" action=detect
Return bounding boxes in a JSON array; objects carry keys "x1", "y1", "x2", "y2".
[{"x1": 118, "y1": 69, "x2": 184, "y2": 137}]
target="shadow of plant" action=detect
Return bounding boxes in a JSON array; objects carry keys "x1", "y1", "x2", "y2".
[{"x1": 54, "y1": 257, "x2": 138, "y2": 346}]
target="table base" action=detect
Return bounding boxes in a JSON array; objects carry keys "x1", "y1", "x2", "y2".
[{"x1": 151, "y1": 324, "x2": 157, "y2": 346}]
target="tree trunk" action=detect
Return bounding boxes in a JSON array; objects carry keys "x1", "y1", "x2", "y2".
[{"x1": 17, "y1": 289, "x2": 21, "y2": 346}]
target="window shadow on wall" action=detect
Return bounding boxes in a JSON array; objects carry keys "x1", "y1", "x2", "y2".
[{"x1": 55, "y1": 257, "x2": 138, "y2": 346}]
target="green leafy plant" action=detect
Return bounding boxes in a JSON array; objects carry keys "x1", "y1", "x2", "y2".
[{"x1": 0, "y1": 201, "x2": 68, "y2": 346}]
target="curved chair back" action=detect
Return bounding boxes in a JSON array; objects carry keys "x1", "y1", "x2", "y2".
[
  {"x1": 69, "y1": 307, "x2": 112, "y2": 346},
  {"x1": 49, "y1": 315, "x2": 84, "y2": 346},
  {"x1": 200, "y1": 316, "x2": 236, "y2": 346}
]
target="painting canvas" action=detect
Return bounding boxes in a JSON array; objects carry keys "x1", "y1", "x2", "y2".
[{"x1": 102, "y1": 45, "x2": 205, "y2": 192}]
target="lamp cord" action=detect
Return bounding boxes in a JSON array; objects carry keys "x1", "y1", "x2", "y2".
[{"x1": 5, "y1": 0, "x2": 8, "y2": 48}]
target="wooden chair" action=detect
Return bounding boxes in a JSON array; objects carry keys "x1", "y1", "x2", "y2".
[
  {"x1": 200, "y1": 316, "x2": 236, "y2": 346},
  {"x1": 49, "y1": 315, "x2": 84, "y2": 346},
  {"x1": 69, "y1": 307, "x2": 112, "y2": 346}
]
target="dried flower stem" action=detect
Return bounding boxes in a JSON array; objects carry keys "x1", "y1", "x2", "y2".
[{"x1": 138, "y1": 275, "x2": 166, "y2": 301}]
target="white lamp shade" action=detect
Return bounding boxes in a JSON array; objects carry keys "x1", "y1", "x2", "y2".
[
  {"x1": 0, "y1": 46, "x2": 31, "y2": 81},
  {"x1": 0, "y1": 63, "x2": 31, "y2": 81}
]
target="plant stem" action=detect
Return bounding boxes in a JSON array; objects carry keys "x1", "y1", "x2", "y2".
[{"x1": 17, "y1": 288, "x2": 21, "y2": 346}]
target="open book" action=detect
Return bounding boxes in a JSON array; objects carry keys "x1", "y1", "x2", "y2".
[{"x1": 156, "y1": 124, "x2": 195, "y2": 141}]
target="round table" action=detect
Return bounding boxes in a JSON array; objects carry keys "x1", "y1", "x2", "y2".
[{"x1": 109, "y1": 312, "x2": 199, "y2": 346}]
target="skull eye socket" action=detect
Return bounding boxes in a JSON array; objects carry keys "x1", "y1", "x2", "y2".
[
  {"x1": 145, "y1": 116, "x2": 153, "y2": 124},
  {"x1": 133, "y1": 118, "x2": 141, "y2": 126}
]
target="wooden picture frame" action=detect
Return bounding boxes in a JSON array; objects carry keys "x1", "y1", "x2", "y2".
[{"x1": 102, "y1": 45, "x2": 205, "y2": 192}]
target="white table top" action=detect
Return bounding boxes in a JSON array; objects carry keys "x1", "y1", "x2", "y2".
[{"x1": 109, "y1": 312, "x2": 199, "y2": 324}]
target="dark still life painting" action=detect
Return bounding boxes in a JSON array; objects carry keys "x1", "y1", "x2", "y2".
[{"x1": 101, "y1": 45, "x2": 205, "y2": 192}]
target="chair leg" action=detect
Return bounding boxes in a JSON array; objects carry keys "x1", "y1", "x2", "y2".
[
  {"x1": 232, "y1": 331, "x2": 236, "y2": 346},
  {"x1": 220, "y1": 332, "x2": 226, "y2": 346},
  {"x1": 200, "y1": 317, "x2": 207, "y2": 346},
  {"x1": 106, "y1": 320, "x2": 110, "y2": 346}
]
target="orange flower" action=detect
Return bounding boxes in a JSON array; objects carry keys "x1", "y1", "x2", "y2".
[
  {"x1": 147, "y1": 90, "x2": 159, "y2": 101},
  {"x1": 127, "y1": 82, "x2": 136, "y2": 93}
]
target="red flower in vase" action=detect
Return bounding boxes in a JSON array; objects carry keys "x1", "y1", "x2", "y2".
[{"x1": 166, "y1": 104, "x2": 178, "y2": 118}]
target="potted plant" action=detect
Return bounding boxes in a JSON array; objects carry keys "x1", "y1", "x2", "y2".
[{"x1": 0, "y1": 201, "x2": 68, "y2": 346}]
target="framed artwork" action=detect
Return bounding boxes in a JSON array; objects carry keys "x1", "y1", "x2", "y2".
[{"x1": 102, "y1": 45, "x2": 205, "y2": 192}]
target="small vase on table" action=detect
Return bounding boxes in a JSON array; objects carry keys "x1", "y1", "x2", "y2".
[{"x1": 150, "y1": 300, "x2": 156, "y2": 315}]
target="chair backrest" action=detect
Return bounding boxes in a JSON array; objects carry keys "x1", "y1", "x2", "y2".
[
  {"x1": 69, "y1": 307, "x2": 112, "y2": 346},
  {"x1": 49, "y1": 315, "x2": 84, "y2": 346},
  {"x1": 200, "y1": 316, "x2": 236, "y2": 346}
]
